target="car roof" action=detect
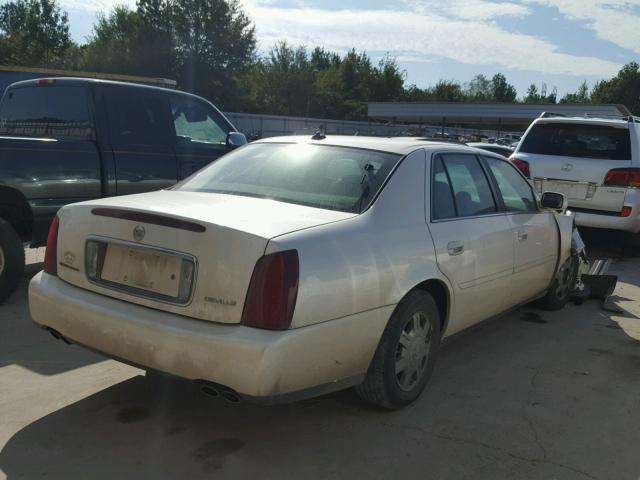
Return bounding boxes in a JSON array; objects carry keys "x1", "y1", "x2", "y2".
[
  {"x1": 534, "y1": 116, "x2": 630, "y2": 127},
  {"x1": 7, "y1": 76, "x2": 180, "y2": 96},
  {"x1": 254, "y1": 135, "x2": 492, "y2": 156}
]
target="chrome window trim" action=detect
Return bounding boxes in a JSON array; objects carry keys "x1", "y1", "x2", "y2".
[{"x1": 84, "y1": 235, "x2": 199, "y2": 307}]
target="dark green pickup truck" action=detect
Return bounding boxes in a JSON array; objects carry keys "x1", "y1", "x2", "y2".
[{"x1": 0, "y1": 77, "x2": 246, "y2": 302}]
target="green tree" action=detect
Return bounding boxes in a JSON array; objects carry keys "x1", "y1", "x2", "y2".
[
  {"x1": 0, "y1": 0, "x2": 72, "y2": 67},
  {"x1": 524, "y1": 83, "x2": 540, "y2": 103},
  {"x1": 466, "y1": 74, "x2": 492, "y2": 101},
  {"x1": 592, "y1": 62, "x2": 640, "y2": 114},
  {"x1": 490, "y1": 73, "x2": 517, "y2": 102},
  {"x1": 560, "y1": 81, "x2": 590, "y2": 104}
]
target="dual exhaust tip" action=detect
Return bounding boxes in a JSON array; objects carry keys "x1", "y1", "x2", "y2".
[
  {"x1": 47, "y1": 327, "x2": 242, "y2": 404},
  {"x1": 197, "y1": 381, "x2": 242, "y2": 404}
]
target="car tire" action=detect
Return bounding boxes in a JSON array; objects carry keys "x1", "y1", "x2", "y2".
[
  {"x1": 356, "y1": 290, "x2": 441, "y2": 410},
  {"x1": 0, "y1": 219, "x2": 25, "y2": 304},
  {"x1": 537, "y1": 255, "x2": 578, "y2": 311}
]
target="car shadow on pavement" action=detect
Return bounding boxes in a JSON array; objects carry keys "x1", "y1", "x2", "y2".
[
  {"x1": 0, "y1": 260, "x2": 105, "y2": 375},
  {"x1": 2, "y1": 297, "x2": 639, "y2": 480}
]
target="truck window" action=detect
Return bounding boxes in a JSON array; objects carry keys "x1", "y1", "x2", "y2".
[
  {"x1": 170, "y1": 95, "x2": 230, "y2": 149},
  {"x1": 0, "y1": 85, "x2": 91, "y2": 139},
  {"x1": 104, "y1": 87, "x2": 173, "y2": 147},
  {"x1": 520, "y1": 123, "x2": 631, "y2": 160}
]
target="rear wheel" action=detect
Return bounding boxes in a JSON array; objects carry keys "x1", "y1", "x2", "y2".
[
  {"x1": 356, "y1": 290, "x2": 441, "y2": 410},
  {"x1": 0, "y1": 219, "x2": 25, "y2": 304},
  {"x1": 537, "y1": 255, "x2": 578, "y2": 311}
]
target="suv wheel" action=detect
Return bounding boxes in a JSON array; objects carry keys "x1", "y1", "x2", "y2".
[
  {"x1": 356, "y1": 290, "x2": 441, "y2": 410},
  {"x1": 0, "y1": 219, "x2": 25, "y2": 303},
  {"x1": 537, "y1": 255, "x2": 578, "y2": 311}
]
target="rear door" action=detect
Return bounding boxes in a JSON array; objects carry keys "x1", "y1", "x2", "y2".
[
  {"x1": 482, "y1": 156, "x2": 558, "y2": 303},
  {"x1": 169, "y1": 94, "x2": 232, "y2": 179},
  {"x1": 103, "y1": 85, "x2": 177, "y2": 195},
  {"x1": 517, "y1": 121, "x2": 633, "y2": 212},
  {"x1": 428, "y1": 153, "x2": 514, "y2": 334}
]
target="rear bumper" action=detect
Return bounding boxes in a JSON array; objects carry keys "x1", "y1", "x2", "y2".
[
  {"x1": 28, "y1": 272, "x2": 391, "y2": 402},
  {"x1": 572, "y1": 207, "x2": 640, "y2": 233}
]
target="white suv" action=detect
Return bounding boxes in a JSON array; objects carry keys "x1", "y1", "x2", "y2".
[{"x1": 511, "y1": 113, "x2": 640, "y2": 240}]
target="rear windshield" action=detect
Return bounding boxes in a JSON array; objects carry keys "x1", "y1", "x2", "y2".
[
  {"x1": 520, "y1": 122, "x2": 631, "y2": 160},
  {"x1": 0, "y1": 85, "x2": 92, "y2": 139},
  {"x1": 177, "y1": 143, "x2": 402, "y2": 213}
]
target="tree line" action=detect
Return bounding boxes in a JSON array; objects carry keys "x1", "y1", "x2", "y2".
[{"x1": 1, "y1": 0, "x2": 639, "y2": 117}]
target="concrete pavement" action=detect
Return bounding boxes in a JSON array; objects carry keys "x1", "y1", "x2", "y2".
[{"x1": 1, "y1": 242, "x2": 639, "y2": 479}]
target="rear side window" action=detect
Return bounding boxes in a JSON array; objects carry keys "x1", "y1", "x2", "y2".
[
  {"x1": 104, "y1": 87, "x2": 173, "y2": 147},
  {"x1": 432, "y1": 157, "x2": 457, "y2": 220},
  {"x1": 0, "y1": 85, "x2": 91, "y2": 138},
  {"x1": 520, "y1": 123, "x2": 631, "y2": 160},
  {"x1": 437, "y1": 154, "x2": 497, "y2": 218}
]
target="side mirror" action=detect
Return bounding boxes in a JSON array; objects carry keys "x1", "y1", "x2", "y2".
[
  {"x1": 541, "y1": 191, "x2": 567, "y2": 212},
  {"x1": 227, "y1": 131, "x2": 247, "y2": 149}
]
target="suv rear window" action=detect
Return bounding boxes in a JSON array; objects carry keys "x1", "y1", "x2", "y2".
[
  {"x1": 520, "y1": 122, "x2": 631, "y2": 160},
  {"x1": 0, "y1": 85, "x2": 92, "y2": 139}
]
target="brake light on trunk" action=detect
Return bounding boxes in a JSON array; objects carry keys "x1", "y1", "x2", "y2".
[
  {"x1": 603, "y1": 168, "x2": 640, "y2": 188},
  {"x1": 622, "y1": 206, "x2": 632, "y2": 217},
  {"x1": 509, "y1": 155, "x2": 530, "y2": 178},
  {"x1": 242, "y1": 250, "x2": 299, "y2": 330},
  {"x1": 44, "y1": 216, "x2": 59, "y2": 275}
]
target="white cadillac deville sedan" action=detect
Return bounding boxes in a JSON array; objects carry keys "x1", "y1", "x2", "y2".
[{"x1": 29, "y1": 136, "x2": 577, "y2": 409}]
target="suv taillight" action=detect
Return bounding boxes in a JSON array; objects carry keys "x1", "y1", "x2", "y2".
[
  {"x1": 603, "y1": 168, "x2": 640, "y2": 188},
  {"x1": 509, "y1": 155, "x2": 530, "y2": 178},
  {"x1": 242, "y1": 250, "x2": 299, "y2": 330},
  {"x1": 43, "y1": 216, "x2": 59, "y2": 276}
]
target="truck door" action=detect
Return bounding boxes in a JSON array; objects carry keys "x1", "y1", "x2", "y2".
[
  {"x1": 103, "y1": 85, "x2": 177, "y2": 195},
  {"x1": 168, "y1": 94, "x2": 233, "y2": 179}
]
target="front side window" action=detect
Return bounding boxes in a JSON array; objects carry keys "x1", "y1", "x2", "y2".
[
  {"x1": 483, "y1": 156, "x2": 538, "y2": 213},
  {"x1": 177, "y1": 143, "x2": 401, "y2": 213},
  {"x1": 170, "y1": 95, "x2": 230, "y2": 149},
  {"x1": 439, "y1": 154, "x2": 497, "y2": 217},
  {"x1": 520, "y1": 122, "x2": 631, "y2": 160},
  {"x1": 0, "y1": 85, "x2": 91, "y2": 138}
]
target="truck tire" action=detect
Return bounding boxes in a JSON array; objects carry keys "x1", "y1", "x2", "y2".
[
  {"x1": 537, "y1": 255, "x2": 578, "y2": 311},
  {"x1": 0, "y1": 219, "x2": 25, "y2": 303},
  {"x1": 356, "y1": 290, "x2": 441, "y2": 410}
]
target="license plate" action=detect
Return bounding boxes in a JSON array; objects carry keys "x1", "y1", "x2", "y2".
[
  {"x1": 100, "y1": 244, "x2": 182, "y2": 298},
  {"x1": 543, "y1": 181, "x2": 588, "y2": 200}
]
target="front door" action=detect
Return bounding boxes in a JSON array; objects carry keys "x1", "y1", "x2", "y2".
[
  {"x1": 482, "y1": 156, "x2": 558, "y2": 303},
  {"x1": 428, "y1": 153, "x2": 514, "y2": 334}
]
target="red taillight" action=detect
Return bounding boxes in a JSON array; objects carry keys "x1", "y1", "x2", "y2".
[
  {"x1": 36, "y1": 78, "x2": 55, "y2": 86},
  {"x1": 509, "y1": 155, "x2": 530, "y2": 178},
  {"x1": 622, "y1": 206, "x2": 632, "y2": 217},
  {"x1": 242, "y1": 250, "x2": 299, "y2": 330},
  {"x1": 43, "y1": 216, "x2": 59, "y2": 275},
  {"x1": 603, "y1": 168, "x2": 640, "y2": 188}
]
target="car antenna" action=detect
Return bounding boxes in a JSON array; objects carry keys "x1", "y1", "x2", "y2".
[{"x1": 311, "y1": 127, "x2": 326, "y2": 140}]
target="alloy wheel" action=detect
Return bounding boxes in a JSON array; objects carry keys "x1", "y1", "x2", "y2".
[{"x1": 395, "y1": 311, "x2": 433, "y2": 391}]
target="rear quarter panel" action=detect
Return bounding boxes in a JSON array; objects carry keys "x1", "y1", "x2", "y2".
[{"x1": 268, "y1": 149, "x2": 452, "y2": 332}]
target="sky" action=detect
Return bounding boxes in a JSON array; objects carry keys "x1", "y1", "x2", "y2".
[{"x1": 52, "y1": 0, "x2": 640, "y2": 98}]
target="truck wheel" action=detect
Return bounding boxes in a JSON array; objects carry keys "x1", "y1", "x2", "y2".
[
  {"x1": 356, "y1": 290, "x2": 441, "y2": 410},
  {"x1": 0, "y1": 219, "x2": 25, "y2": 303},
  {"x1": 537, "y1": 255, "x2": 578, "y2": 311}
]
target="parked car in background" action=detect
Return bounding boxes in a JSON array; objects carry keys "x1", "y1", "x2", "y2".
[
  {"x1": 30, "y1": 136, "x2": 577, "y2": 410},
  {"x1": 510, "y1": 113, "x2": 640, "y2": 244},
  {"x1": 467, "y1": 142, "x2": 514, "y2": 158},
  {"x1": 0, "y1": 77, "x2": 246, "y2": 302}
]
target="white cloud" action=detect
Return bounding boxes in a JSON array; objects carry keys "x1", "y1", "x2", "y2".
[
  {"x1": 59, "y1": 0, "x2": 136, "y2": 13},
  {"x1": 528, "y1": 0, "x2": 640, "y2": 54},
  {"x1": 243, "y1": 2, "x2": 621, "y2": 77},
  {"x1": 404, "y1": 0, "x2": 531, "y2": 20}
]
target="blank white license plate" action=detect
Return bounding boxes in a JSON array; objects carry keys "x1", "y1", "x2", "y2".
[
  {"x1": 101, "y1": 244, "x2": 182, "y2": 298},
  {"x1": 544, "y1": 181, "x2": 588, "y2": 200}
]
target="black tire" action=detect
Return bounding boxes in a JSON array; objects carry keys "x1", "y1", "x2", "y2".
[
  {"x1": 356, "y1": 290, "x2": 441, "y2": 410},
  {"x1": 537, "y1": 255, "x2": 578, "y2": 311},
  {"x1": 0, "y1": 219, "x2": 25, "y2": 304}
]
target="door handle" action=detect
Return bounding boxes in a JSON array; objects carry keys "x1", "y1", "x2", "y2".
[
  {"x1": 517, "y1": 230, "x2": 528, "y2": 241},
  {"x1": 447, "y1": 241, "x2": 464, "y2": 256}
]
